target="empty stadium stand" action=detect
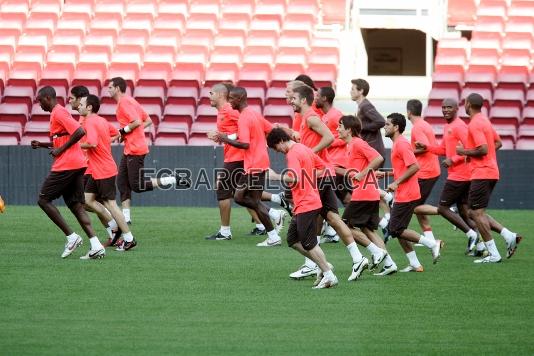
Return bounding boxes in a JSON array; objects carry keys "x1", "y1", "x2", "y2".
[
  {"x1": 0, "y1": 0, "x2": 341, "y2": 146},
  {"x1": 429, "y1": 0, "x2": 534, "y2": 149}
]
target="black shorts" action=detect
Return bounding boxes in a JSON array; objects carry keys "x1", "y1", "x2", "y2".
[
  {"x1": 318, "y1": 175, "x2": 339, "y2": 218},
  {"x1": 84, "y1": 175, "x2": 117, "y2": 201},
  {"x1": 334, "y1": 174, "x2": 352, "y2": 202},
  {"x1": 439, "y1": 180, "x2": 470, "y2": 207},
  {"x1": 287, "y1": 208, "x2": 321, "y2": 251},
  {"x1": 469, "y1": 179, "x2": 498, "y2": 210},
  {"x1": 236, "y1": 170, "x2": 266, "y2": 191},
  {"x1": 216, "y1": 161, "x2": 244, "y2": 201},
  {"x1": 39, "y1": 167, "x2": 86, "y2": 207},
  {"x1": 388, "y1": 200, "x2": 419, "y2": 238},
  {"x1": 342, "y1": 201, "x2": 380, "y2": 230},
  {"x1": 417, "y1": 176, "x2": 439, "y2": 205}
]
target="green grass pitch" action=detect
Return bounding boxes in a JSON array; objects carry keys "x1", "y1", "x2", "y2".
[{"x1": 1, "y1": 206, "x2": 533, "y2": 355}]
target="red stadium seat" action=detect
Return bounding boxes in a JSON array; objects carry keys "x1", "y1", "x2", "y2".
[
  {"x1": 143, "y1": 104, "x2": 163, "y2": 126},
  {"x1": 490, "y1": 106, "x2": 522, "y2": 128},
  {"x1": 282, "y1": 13, "x2": 315, "y2": 30},
  {"x1": 30, "y1": 103, "x2": 52, "y2": 122},
  {"x1": 237, "y1": 63, "x2": 272, "y2": 89},
  {"x1": 255, "y1": 0, "x2": 286, "y2": 16},
  {"x1": 24, "y1": 121, "x2": 50, "y2": 139},
  {"x1": 307, "y1": 64, "x2": 337, "y2": 88},
  {"x1": 522, "y1": 107, "x2": 534, "y2": 125},
  {"x1": 98, "y1": 103, "x2": 118, "y2": 122},
  {"x1": 198, "y1": 87, "x2": 211, "y2": 105},
  {"x1": 501, "y1": 49, "x2": 531, "y2": 69},
  {"x1": 117, "y1": 29, "x2": 149, "y2": 52},
  {"x1": 176, "y1": 44, "x2": 210, "y2": 64},
  {"x1": 243, "y1": 87, "x2": 265, "y2": 107},
  {"x1": 190, "y1": 0, "x2": 220, "y2": 15},
  {"x1": 170, "y1": 63, "x2": 204, "y2": 89},
  {"x1": 271, "y1": 64, "x2": 305, "y2": 87},
  {"x1": 163, "y1": 104, "x2": 196, "y2": 127},
  {"x1": 219, "y1": 13, "x2": 250, "y2": 31},
  {"x1": 154, "y1": 136, "x2": 187, "y2": 146},
  {"x1": 474, "y1": 16, "x2": 504, "y2": 33},
  {"x1": 72, "y1": 63, "x2": 107, "y2": 91},
  {"x1": 516, "y1": 137, "x2": 534, "y2": 150},
  {"x1": 464, "y1": 65, "x2": 497, "y2": 91},
  {"x1": 94, "y1": 1, "x2": 125, "y2": 18},
  {"x1": 242, "y1": 46, "x2": 275, "y2": 65},
  {"x1": 158, "y1": 0, "x2": 189, "y2": 16},
  {"x1": 221, "y1": 0, "x2": 254, "y2": 15},
  {"x1": 133, "y1": 86, "x2": 165, "y2": 109},
  {"x1": 278, "y1": 30, "x2": 310, "y2": 48},
  {"x1": 156, "y1": 121, "x2": 189, "y2": 143},
  {"x1": 210, "y1": 47, "x2": 243, "y2": 65},
  {"x1": 477, "y1": 0, "x2": 507, "y2": 18},
  {"x1": 107, "y1": 63, "x2": 139, "y2": 88},
  {"x1": 428, "y1": 88, "x2": 460, "y2": 106},
  {"x1": 496, "y1": 67, "x2": 529, "y2": 91},
  {"x1": 322, "y1": 0, "x2": 346, "y2": 25},
  {"x1": 126, "y1": 2, "x2": 157, "y2": 17},
  {"x1": 8, "y1": 62, "x2": 42, "y2": 89},
  {"x1": 148, "y1": 29, "x2": 181, "y2": 53},
  {"x1": 431, "y1": 70, "x2": 464, "y2": 91},
  {"x1": 505, "y1": 16, "x2": 534, "y2": 34},
  {"x1": 214, "y1": 29, "x2": 246, "y2": 49},
  {"x1": 287, "y1": 0, "x2": 318, "y2": 16},
  {"x1": 263, "y1": 105, "x2": 293, "y2": 127},
  {"x1": 2, "y1": 86, "x2": 35, "y2": 111},
  {"x1": 507, "y1": 1, "x2": 534, "y2": 17},
  {"x1": 246, "y1": 30, "x2": 278, "y2": 48},
  {"x1": 470, "y1": 32, "x2": 502, "y2": 50},
  {"x1": 167, "y1": 87, "x2": 199, "y2": 106},
  {"x1": 20, "y1": 134, "x2": 50, "y2": 146},
  {"x1": 526, "y1": 90, "x2": 534, "y2": 108},
  {"x1": 308, "y1": 46, "x2": 340, "y2": 66},
  {"x1": 181, "y1": 29, "x2": 214, "y2": 48},
  {"x1": 99, "y1": 86, "x2": 131, "y2": 104},
  {"x1": 423, "y1": 105, "x2": 445, "y2": 125},
  {"x1": 469, "y1": 48, "x2": 499, "y2": 68},
  {"x1": 205, "y1": 64, "x2": 239, "y2": 86},
  {"x1": 186, "y1": 13, "x2": 218, "y2": 32},
  {"x1": 189, "y1": 121, "x2": 217, "y2": 146},
  {"x1": 153, "y1": 13, "x2": 186, "y2": 33},
  {"x1": 266, "y1": 87, "x2": 287, "y2": 105},
  {"x1": 502, "y1": 33, "x2": 532, "y2": 51},
  {"x1": 250, "y1": 14, "x2": 281, "y2": 32},
  {"x1": 0, "y1": 121, "x2": 22, "y2": 142},
  {"x1": 460, "y1": 87, "x2": 493, "y2": 109},
  {"x1": 493, "y1": 88, "x2": 525, "y2": 111},
  {"x1": 138, "y1": 63, "x2": 172, "y2": 89},
  {"x1": 274, "y1": 47, "x2": 308, "y2": 66},
  {"x1": 195, "y1": 105, "x2": 217, "y2": 122}
]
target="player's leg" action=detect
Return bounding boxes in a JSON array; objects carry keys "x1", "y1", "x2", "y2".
[{"x1": 117, "y1": 154, "x2": 132, "y2": 223}]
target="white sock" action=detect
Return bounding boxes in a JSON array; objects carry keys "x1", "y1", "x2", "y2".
[
  {"x1": 347, "y1": 242, "x2": 363, "y2": 263},
  {"x1": 270, "y1": 194, "x2": 281, "y2": 204},
  {"x1": 66, "y1": 232, "x2": 78, "y2": 240},
  {"x1": 418, "y1": 236, "x2": 436, "y2": 249},
  {"x1": 500, "y1": 227, "x2": 516, "y2": 242},
  {"x1": 476, "y1": 241, "x2": 486, "y2": 251},
  {"x1": 123, "y1": 209, "x2": 131, "y2": 222},
  {"x1": 485, "y1": 239, "x2": 501, "y2": 258},
  {"x1": 160, "y1": 176, "x2": 177, "y2": 185},
  {"x1": 323, "y1": 269, "x2": 335, "y2": 279},
  {"x1": 466, "y1": 229, "x2": 477, "y2": 239},
  {"x1": 122, "y1": 231, "x2": 134, "y2": 242},
  {"x1": 383, "y1": 254, "x2": 395, "y2": 267},
  {"x1": 268, "y1": 208, "x2": 281, "y2": 221},
  {"x1": 324, "y1": 223, "x2": 336, "y2": 236},
  {"x1": 406, "y1": 251, "x2": 422, "y2": 267},
  {"x1": 379, "y1": 217, "x2": 389, "y2": 229},
  {"x1": 366, "y1": 242, "x2": 382, "y2": 256},
  {"x1": 219, "y1": 226, "x2": 231, "y2": 237},
  {"x1": 384, "y1": 213, "x2": 390, "y2": 220},
  {"x1": 423, "y1": 230, "x2": 436, "y2": 241},
  {"x1": 384, "y1": 192, "x2": 394, "y2": 203},
  {"x1": 304, "y1": 257, "x2": 316, "y2": 268},
  {"x1": 256, "y1": 224, "x2": 265, "y2": 230},
  {"x1": 108, "y1": 219, "x2": 118, "y2": 230},
  {"x1": 89, "y1": 236, "x2": 103, "y2": 250},
  {"x1": 106, "y1": 226, "x2": 113, "y2": 238},
  {"x1": 267, "y1": 229, "x2": 280, "y2": 241}
]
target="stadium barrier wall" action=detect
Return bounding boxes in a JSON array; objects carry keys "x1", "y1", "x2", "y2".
[{"x1": 0, "y1": 146, "x2": 531, "y2": 209}]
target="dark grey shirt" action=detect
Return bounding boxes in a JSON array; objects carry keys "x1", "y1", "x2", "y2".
[{"x1": 357, "y1": 98, "x2": 386, "y2": 160}]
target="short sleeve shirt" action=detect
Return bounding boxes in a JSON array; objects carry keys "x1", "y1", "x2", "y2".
[
  {"x1": 391, "y1": 135, "x2": 421, "y2": 203},
  {"x1": 116, "y1": 96, "x2": 149, "y2": 156},
  {"x1": 237, "y1": 107, "x2": 272, "y2": 173},
  {"x1": 346, "y1": 137, "x2": 381, "y2": 201},
  {"x1": 217, "y1": 103, "x2": 244, "y2": 163},
  {"x1": 49, "y1": 104, "x2": 87, "y2": 172}
]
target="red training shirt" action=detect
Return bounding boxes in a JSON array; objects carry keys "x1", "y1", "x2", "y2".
[
  {"x1": 411, "y1": 118, "x2": 440, "y2": 179},
  {"x1": 83, "y1": 113, "x2": 119, "y2": 179},
  {"x1": 323, "y1": 107, "x2": 347, "y2": 168},
  {"x1": 391, "y1": 135, "x2": 421, "y2": 203},
  {"x1": 237, "y1": 106, "x2": 273, "y2": 173},
  {"x1": 346, "y1": 137, "x2": 381, "y2": 201},
  {"x1": 116, "y1": 95, "x2": 149, "y2": 156},
  {"x1": 49, "y1": 104, "x2": 87, "y2": 172},
  {"x1": 465, "y1": 112, "x2": 500, "y2": 180},
  {"x1": 217, "y1": 102, "x2": 244, "y2": 163}
]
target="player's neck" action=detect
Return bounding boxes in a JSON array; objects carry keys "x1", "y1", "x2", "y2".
[
  {"x1": 410, "y1": 116, "x2": 422, "y2": 124},
  {"x1": 322, "y1": 103, "x2": 332, "y2": 113},
  {"x1": 391, "y1": 132, "x2": 402, "y2": 142},
  {"x1": 344, "y1": 135, "x2": 353, "y2": 144},
  {"x1": 356, "y1": 96, "x2": 365, "y2": 105}
]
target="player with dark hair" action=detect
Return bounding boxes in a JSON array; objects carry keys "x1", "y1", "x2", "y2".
[
  {"x1": 316, "y1": 86, "x2": 351, "y2": 206},
  {"x1": 375, "y1": 113, "x2": 443, "y2": 275},
  {"x1": 108, "y1": 77, "x2": 188, "y2": 225},
  {"x1": 456, "y1": 93, "x2": 523, "y2": 263},
  {"x1": 289, "y1": 85, "x2": 370, "y2": 282},
  {"x1": 337, "y1": 115, "x2": 396, "y2": 274},
  {"x1": 31, "y1": 86, "x2": 104, "y2": 259},
  {"x1": 214, "y1": 87, "x2": 284, "y2": 247},
  {"x1": 266, "y1": 127, "x2": 338, "y2": 289},
  {"x1": 77, "y1": 94, "x2": 137, "y2": 254},
  {"x1": 69, "y1": 85, "x2": 120, "y2": 241}
]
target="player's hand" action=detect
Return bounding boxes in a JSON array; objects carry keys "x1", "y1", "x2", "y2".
[
  {"x1": 292, "y1": 131, "x2": 301, "y2": 142},
  {"x1": 31, "y1": 140, "x2": 40, "y2": 149},
  {"x1": 207, "y1": 131, "x2": 218, "y2": 141},
  {"x1": 414, "y1": 141, "x2": 426, "y2": 150},
  {"x1": 442, "y1": 158, "x2": 452, "y2": 168},
  {"x1": 351, "y1": 171, "x2": 365, "y2": 182},
  {"x1": 387, "y1": 181, "x2": 398, "y2": 192},
  {"x1": 118, "y1": 134, "x2": 125, "y2": 143},
  {"x1": 49, "y1": 148, "x2": 63, "y2": 157},
  {"x1": 375, "y1": 171, "x2": 386, "y2": 179}
]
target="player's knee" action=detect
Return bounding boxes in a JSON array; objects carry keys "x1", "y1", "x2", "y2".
[
  {"x1": 437, "y1": 205, "x2": 449, "y2": 216},
  {"x1": 389, "y1": 228, "x2": 404, "y2": 239},
  {"x1": 37, "y1": 197, "x2": 50, "y2": 208}
]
